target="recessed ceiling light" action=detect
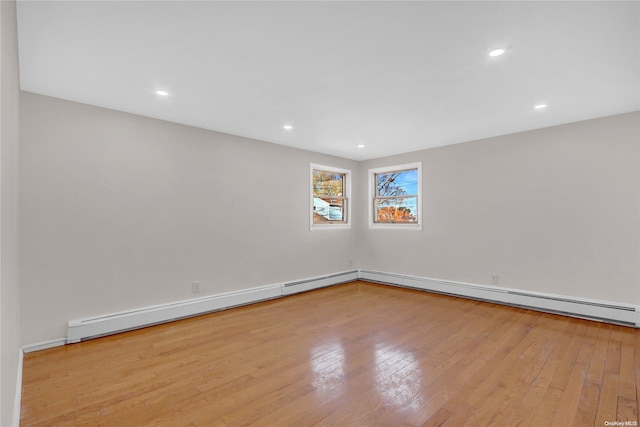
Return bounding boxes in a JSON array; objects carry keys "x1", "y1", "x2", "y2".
[
  {"x1": 534, "y1": 104, "x2": 547, "y2": 110},
  {"x1": 489, "y1": 48, "x2": 505, "y2": 57},
  {"x1": 155, "y1": 90, "x2": 169, "y2": 96},
  {"x1": 357, "y1": 144, "x2": 365, "y2": 148},
  {"x1": 283, "y1": 124, "x2": 293, "y2": 130}
]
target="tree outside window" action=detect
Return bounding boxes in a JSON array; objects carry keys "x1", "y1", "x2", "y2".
[
  {"x1": 311, "y1": 164, "x2": 350, "y2": 229},
  {"x1": 370, "y1": 163, "x2": 421, "y2": 229}
]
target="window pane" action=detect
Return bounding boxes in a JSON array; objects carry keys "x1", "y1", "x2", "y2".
[
  {"x1": 374, "y1": 196, "x2": 418, "y2": 223},
  {"x1": 313, "y1": 170, "x2": 344, "y2": 196},
  {"x1": 313, "y1": 197, "x2": 347, "y2": 223},
  {"x1": 375, "y1": 169, "x2": 418, "y2": 197}
]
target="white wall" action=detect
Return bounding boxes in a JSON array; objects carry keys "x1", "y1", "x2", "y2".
[
  {"x1": 19, "y1": 92, "x2": 359, "y2": 344},
  {"x1": 1, "y1": 0, "x2": 22, "y2": 425},
  {"x1": 357, "y1": 112, "x2": 640, "y2": 305},
  {"x1": 19, "y1": 90, "x2": 640, "y2": 347}
]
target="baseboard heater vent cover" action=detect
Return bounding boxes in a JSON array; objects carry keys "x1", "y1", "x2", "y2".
[
  {"x1": 359, "y1": 270, "x2": 638, "y2": 327},
  {"x1": 67, "y1": 270, "x2": 359, "y2": 343},
  {"x1": 67, "y1": 284, "x2": 282, "y2": 343},
  {"x1": 282, "y1": 270, "x2": 358, "y2": 295}
]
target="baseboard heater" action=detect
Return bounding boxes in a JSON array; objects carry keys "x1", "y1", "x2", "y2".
[
  {"x1": 67, "y1": 270, "x2": 358, "y2": 343},
  {"x1": 282, "y1": 270, "x2": 359, "y2": 295},
  {"x1": 359, "y1": 270, "x2": 638, "y2": 327},
  {"x1": 58, "y1": 268, "x2": 638, "y2": 345}
]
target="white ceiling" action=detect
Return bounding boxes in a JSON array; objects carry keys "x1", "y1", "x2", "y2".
[{"x1": 16, "y1": 1, "x2": 640, "y2": 161}]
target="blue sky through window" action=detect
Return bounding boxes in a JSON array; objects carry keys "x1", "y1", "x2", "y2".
[
  {"x1": 394, "y1": 169, "x2": 418, "y2": 195},
  {"x1": 376, "y1": 169, "x2": 418, "y2": 196},
  {"x1": 375, "y1": 169, "x2": 419, "y2": 217}
]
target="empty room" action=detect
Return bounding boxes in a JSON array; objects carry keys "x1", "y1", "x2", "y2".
[{"x1": 1, "y1": 1, "x2": 639, "y2": 426}]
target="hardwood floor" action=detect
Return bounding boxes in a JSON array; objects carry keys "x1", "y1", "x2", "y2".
[{"x1": 21, "y1": 281, "x2": 639, "y2": 426}]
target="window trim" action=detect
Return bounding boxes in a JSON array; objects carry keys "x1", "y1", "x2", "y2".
[
  {"x1": 368, "y1": 162, "x2": 422, "y2": 230},
  {"x1": 310, "y1": 163, "x2": 351, "y2": 231}
]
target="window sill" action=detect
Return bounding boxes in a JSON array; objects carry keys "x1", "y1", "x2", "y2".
[
  {"x1": 369, "y1": 223, "x2": 421, "y2": 230},
  {"x1": 311, "y1": 223, "x2": 351, "y2": 231}
]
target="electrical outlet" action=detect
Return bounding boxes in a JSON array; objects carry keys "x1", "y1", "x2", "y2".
[
  {"x1": 192, "y1": 281, "x2": 200, "y2": 293},
  {"x1": 491, "y1": 274, "x2": 499, "y2": 285}
]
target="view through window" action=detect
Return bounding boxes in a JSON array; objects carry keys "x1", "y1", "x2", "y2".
[
  {"x1": 371, "y1": 163, "x2": 421, "y2": 227},
  {"x1": 311, "y1": 165, "x2": 350, "y2": 228}
]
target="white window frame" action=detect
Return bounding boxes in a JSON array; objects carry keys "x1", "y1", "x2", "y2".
[
  {"x1": 310, "y1": 163, "x2": 351, "y2": 231},
  {"x1": 369, "y1": 162, "x2": 422, "y2": 230}
]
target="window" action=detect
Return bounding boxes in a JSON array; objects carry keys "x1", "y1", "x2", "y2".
[
  {"x1": 369, "y1": 162, "x2": 422, "y2": 229},
  {"x1": 310, "y1": 164, "x2": 351, "y2": 230}
]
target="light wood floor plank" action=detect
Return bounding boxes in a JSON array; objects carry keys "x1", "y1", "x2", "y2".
[
  {"x1": 21, "y1": 281, "x2": 640, "y2": 426},
  {"x1": 594, "y1": 373, "x2": 620, "y2": 425}
]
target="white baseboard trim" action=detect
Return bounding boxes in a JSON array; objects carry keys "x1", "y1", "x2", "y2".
[
  {"x1": 22, "y1": 337, "x2": 68, "y2": 353},
  {"x1": 13, "y1": 349, "x2": 24, "y2": 427},
  {"x1": 359, "y1": 270, "x2": 639, "y2": 327},
  {"x1": 65, "y1": 270, "x2": 359, "y2": 344}
]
